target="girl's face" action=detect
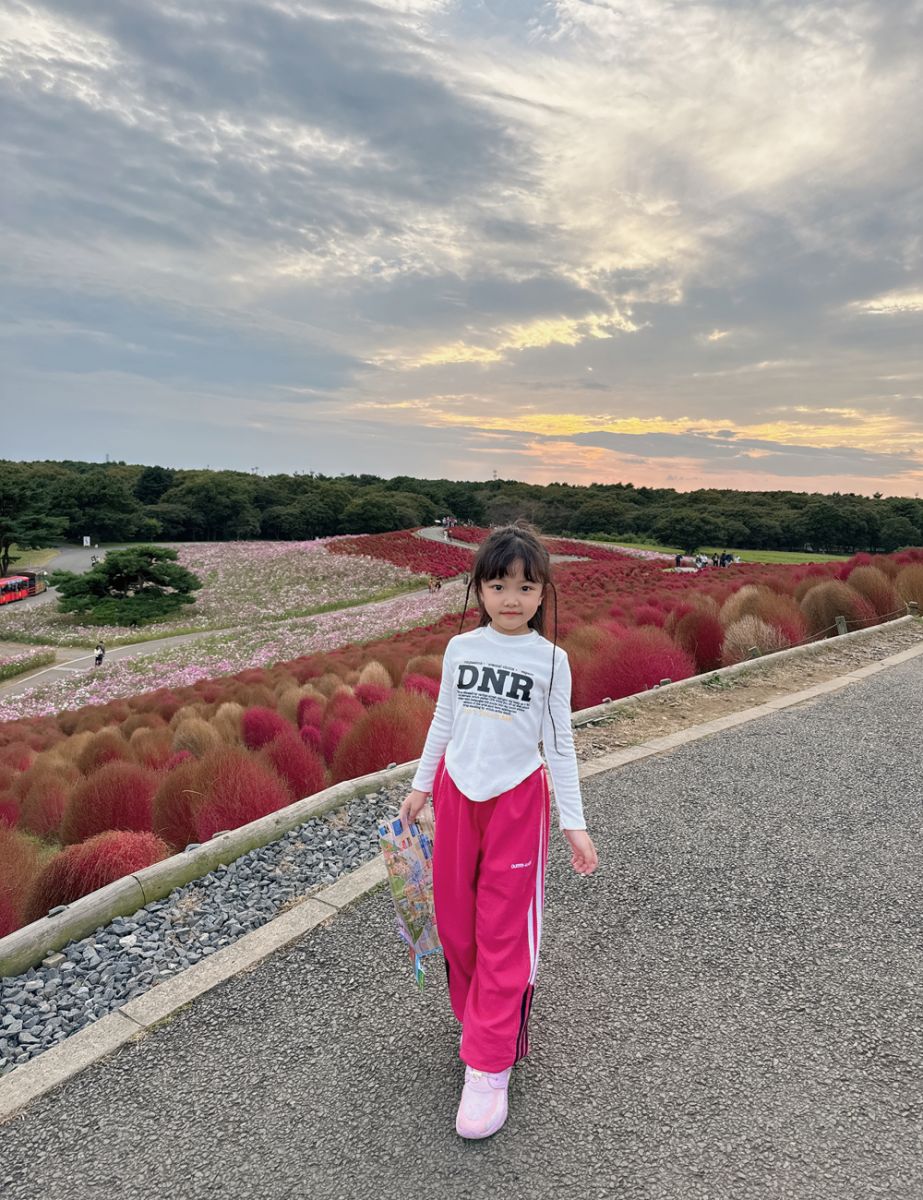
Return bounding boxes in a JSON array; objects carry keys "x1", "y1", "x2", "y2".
[{"x1": 479, "y1": 559, "x2": 544, "y2": 636}]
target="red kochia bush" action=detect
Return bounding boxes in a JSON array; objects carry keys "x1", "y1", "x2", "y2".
[
  {"x1": 16, "y1": 766, "x2": 76, "y2": 840},
  {"x1": 296, "y1": 695, "x2": 325, "y2": 728},
  {"x1": 323, "y1": 691, "x2": 366, "y2": 726},
  {"x1": 191, "y1": 748, "x2": 291, "y2": 841},
  {"x1": 0, "y1": 825, "x2": 48, "y2": 936},
  {"x1": 0, "y1": 742, "x2": 34, "y2": 771},
  {"x1": 401, "y1": 673, "x2": 440, "y2": 702},
  {"x1": 152, "y1": 758, "x2": 204, "y2": 851},
  {"x1": 0, "y1": 792, "x2": 19, "y2": 828},
  {"x1": 577, "y1": 627, "x2": 697, "y2": 705},
  {"x1": 330, "y1": 691, "x2": 435, "y2": 784},
  {"x1": 632, "y1": 604, "x2": 666, "y2": 628},
  {"x1": 673, "y1": 611, "x2": 725, "y2": 673},
  {"x1": 353, "y1": 682, "x2": 392, "y2": 708},
  {"x1": 321, "y1": 717, "x2": 352, "y2": 765},
  {"x1": 300, "y1": 725, "x2": 323, "y2": 753},
  {"x1": 241, "y1": 706, "x2": 291, "y2": 750},
  {"x1": 24, "y1": 830, "x2": 171, "y2": 925},
  {"x1": 259, "y1": 731, "x2": 327, "y2": 801},
  {"x1": 60, "y1": 761, "x2": 159, "y2": 845}
]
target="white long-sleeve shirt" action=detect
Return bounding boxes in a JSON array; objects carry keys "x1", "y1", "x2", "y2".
[{"x1": 410, "y1": 624, "x2": 586, "y2": 830}]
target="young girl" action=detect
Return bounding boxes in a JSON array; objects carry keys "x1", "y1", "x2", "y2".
[{"x1": 398, "y1": 523, "x2": 598, "y2": 1140}]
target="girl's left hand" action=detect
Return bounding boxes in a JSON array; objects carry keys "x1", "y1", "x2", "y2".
[{"x1": 563, "y1": 829, "x2": 599, "y2": 875}]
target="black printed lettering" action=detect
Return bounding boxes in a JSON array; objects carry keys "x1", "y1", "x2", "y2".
[
  {"x1": 478, "y1": 667, "x2": 510, "y2": 694},
  {"x1": 457, "y1": 664, "x2": 479, "y2": 690},
  {"x1": 506, "y1": 672, "x2": 533, "y2": 702}
]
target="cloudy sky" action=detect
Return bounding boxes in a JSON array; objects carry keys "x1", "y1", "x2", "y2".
[{"x1": 2, "y1": 0, "x2": 922, "y2": 495}]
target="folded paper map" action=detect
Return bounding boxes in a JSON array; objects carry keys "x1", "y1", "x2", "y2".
[{"x1": 378, "y1": 806, "x2": 442, "y2": 988}]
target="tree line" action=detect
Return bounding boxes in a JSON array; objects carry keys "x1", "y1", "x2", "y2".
[{"x1": 1, "y1": 458, "x2": 921, "y2": 567}]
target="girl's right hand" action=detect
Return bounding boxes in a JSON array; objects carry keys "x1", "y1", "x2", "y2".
[
  {"x1": 564, "y1": 829, "x2": 599, "y2": 875},
  {"x1": 397, "y1": 788, "x2": 430, "y2": 830}
]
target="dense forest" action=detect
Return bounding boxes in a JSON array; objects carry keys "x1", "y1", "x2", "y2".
[{"x1": 1, "y1": 459, "x2": 922, "y2": 558}]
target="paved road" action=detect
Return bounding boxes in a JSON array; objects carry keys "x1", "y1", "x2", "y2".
[
  {"x1": 416, "y1": 524, "x2": 588, "y2": 563},
  {"x1": 4, "y1": 635, "x2": 922, "y2": 1200}
]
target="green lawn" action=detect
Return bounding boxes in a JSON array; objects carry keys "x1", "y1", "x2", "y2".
[
  {"x1": 4, "y1": 545, "x2": 60, "y2": 570},
  {"x1": 584, "y1": 537, "x2": 848, "y2": 564}
]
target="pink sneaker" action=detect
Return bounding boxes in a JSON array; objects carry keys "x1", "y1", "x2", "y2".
[{"x1": 455, "y1": 1065, "x2": 512, "y2": 1139}]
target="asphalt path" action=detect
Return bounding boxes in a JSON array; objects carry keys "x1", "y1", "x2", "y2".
[{"x1": 3, "y1": 654, "x2": 921, "y2": 1198}]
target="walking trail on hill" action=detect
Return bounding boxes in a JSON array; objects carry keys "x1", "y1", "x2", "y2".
[
  {"x1": 0, "y1": 528, "x2": 474, "y2": 702},
  {"x1": 1, "y1": 623, "x2": 921, "y2": 1199}
]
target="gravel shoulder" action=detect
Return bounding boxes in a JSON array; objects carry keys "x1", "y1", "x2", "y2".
[{"x1": 1, "y1": 640, "x2": 921, "y2": 1198}]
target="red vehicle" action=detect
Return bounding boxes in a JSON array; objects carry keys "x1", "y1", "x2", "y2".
[
  {"x1": 21, "y1": 570, "x2": 48, "y2": 596},
  {"x1": 0, "y1": 576, "x2": 30, "y2": 604}
]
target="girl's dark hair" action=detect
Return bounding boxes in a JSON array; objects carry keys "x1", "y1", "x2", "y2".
[{"x1": 456, "y1": 521, "x2": 561, "y2": 750}]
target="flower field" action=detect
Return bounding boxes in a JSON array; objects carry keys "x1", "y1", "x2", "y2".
[
  {"x1": 327, "y1": 530, "x2": 472, "y2": 578},
  {"x1": 447, "y1": 525, "x2": 673, "y2": 561},
  {"x1": 0, "y1": 581, "x2": 468, "y2": 724},
  {"x1": 0, "y1": 540, "x2": 422, "y2": 647},
  {"x1": 0, "y1": 648, "x2": 56, "y2": 683},
  {"x1": 1, "y1": 531, "x2": 921, "y2": 939}
]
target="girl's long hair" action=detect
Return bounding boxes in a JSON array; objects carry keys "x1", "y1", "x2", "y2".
[{"x1": 455, "y1": 521, "x2": 561, "y2": 751}]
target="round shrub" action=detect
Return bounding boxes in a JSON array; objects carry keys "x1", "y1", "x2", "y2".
[
  {"x1": 800, "y1": 581, "x2": 877, "y2": 638},
  {"x1": 720, "y1": 616, "x2": 790, "y2": 666},
  {"x1": 402, "y1": 655, "x2": 442, "y2": 682},
  {"x1": 152, "y1": 758, "x2": 204, "y2": 850},
  {"x1": 0, "y1": 741, "x2": 34, "y2": 771},
  {"x1": 331, "y1": 691, "x2": 435, "y2": 785},
  {"x1": 120, "y1": 712, "x2": 169, "y2": 738},
  {"x1": 16, "y1": 762, "x2": 78, "y2": 839},
  {"x1": 354, "y1": 682, "x2": 393, "y2": 707},
  {"x1": 401, "y1": 673, "x2": 440, "y2": 702},
  {"x1": 241, "y1": 706, "x2": 291, "y2": 750},
  {"x1": 259, "y1": 731, "x2": 327, "y2": 801},
  {"x1": 896, "y1": 563, "x2": 923, "y2": 607},
  {"x1": 77, "y1": 729, "x2": 134, "y2": 775},
  {"x1": 632, "y1": 604, "x2": 666, "y2": 628},
  {"x1": 171, "y1": 717, "x2": 223, "y2": 758},
  {"x1": 746, "y1": 591, "x2": 808, "y2": 646},
  {"x1": 0, "y1": 825, "x2": 51, "y2": 936},
  {"x1": 129, "y1": 727, "x2": 174, "y2": 771},
  {"x1": 296, "y1": 694, "x2": 325, "y2": 729},
  {"x1": 357, "y1": 660, "x2": 394, "y2": 689},
  {"x1": 324, "y1": 691, "x2": 365, "y2": 726},
  {"x1": 212, "y1": 701, "x2": 245, "y2": 745},
  {"x1": 0, "y1": 792, "x2": 19, "y2": 827},
  {"x1": 300, "y1": 725, "x2": 323, "y2": 753},
  {"x1": 321, "y1": 717, "x2": 352, "y2": 765},
  {"x1": 673, "y1": 611, "x2": 725, "y2": 672},
  {"x1": 719, "y1": 585, "x2": 763, "y2": 627},
  {"x1": 191, "y1": 748, "x2": 292, "y2": 841},
  {"x1": 60, "y1": 761, "x2": 159, "y2": 844},
  {"x1": 577, "y1": 627, "x2": 697, "y2": 705},
  {"x1": 25, "y1": 830, "x2": 171, "y2": 924},
  {"x1": 846, "y1": 566, "x2": 900, "y2": 619}
]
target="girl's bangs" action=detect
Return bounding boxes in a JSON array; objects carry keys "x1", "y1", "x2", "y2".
[{"x1": 476, "y1": 537, "x2": 547, "y2": 584}]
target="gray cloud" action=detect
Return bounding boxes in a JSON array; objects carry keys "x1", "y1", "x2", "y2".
[
  {"x1": 547, "y1": 429, "x2": 921, "y2": 479},
  {"x1": 1, "y1": 0, "x2": 922, "y2": 491}
]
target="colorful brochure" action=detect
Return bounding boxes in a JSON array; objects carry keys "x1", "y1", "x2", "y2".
[{"x1": 378, "y1": 806, "x2": 441, "y2": 988}]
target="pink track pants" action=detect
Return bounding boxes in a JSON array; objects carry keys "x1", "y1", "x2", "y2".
[{"x1": 431, "y1": 755, "x2": 551, "y2": 1073}]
